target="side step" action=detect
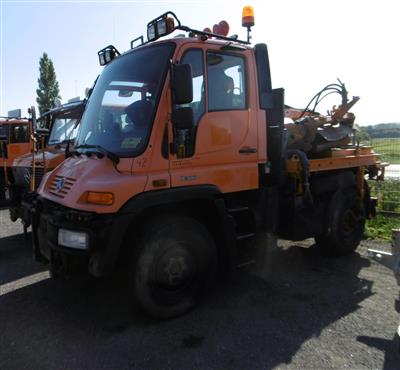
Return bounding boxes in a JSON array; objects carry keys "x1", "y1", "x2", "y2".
[
  {"x1": 227, "y1": 205, "x2": 256, "y2": 242},
  {"x1": 227, "y1": 206, "x2": 250, "y2": 213},
  {"x1": 236, "y1": 232, "x2": 256, "y2": 241}
]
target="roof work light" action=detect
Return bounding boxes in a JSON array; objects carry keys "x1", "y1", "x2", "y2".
[
  {"x1": 147, "y1": 13, "x2": 176, "y2": 42},
  {"x1": 98, "y1": 45, "x2": 120, "y2": 66}
]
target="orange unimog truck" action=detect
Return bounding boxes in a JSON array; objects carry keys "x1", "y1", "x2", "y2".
[
  {"x1": 10, "y1": 100, "x2": 85, "y2": 225},
  {"x1": 0, "y1": 114, "x2": 32, "y2": 206},
  {"x1": 31, "y1": 9, "x2": 384, "y2": 318}
]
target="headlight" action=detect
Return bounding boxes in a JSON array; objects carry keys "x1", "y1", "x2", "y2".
[{"x1": 58, "y1": 229, "x2": 89, "y2": 250}]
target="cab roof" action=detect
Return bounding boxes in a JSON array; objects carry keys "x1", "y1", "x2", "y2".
[
  {"x1": 40, "y1": 100, "x2": 85, "y2": 119},
  {"x1": 117, "y1": 36, "x2": 252, "y2": 65},
  {"x1": 0, "y1": 117, "x2": 29, "y2": 125}
]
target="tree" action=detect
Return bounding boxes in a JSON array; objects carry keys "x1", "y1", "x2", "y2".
[
  {"x1": 36, "y1": 52, "x2": 61, "y2": 115},
  {"x1": 355, "y1": 127, "x2": 371, "y2": 143}
]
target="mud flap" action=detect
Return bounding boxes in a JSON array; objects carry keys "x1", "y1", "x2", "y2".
[{"x1": 250, "y1": 231, "x2": 278, "y2": 280}]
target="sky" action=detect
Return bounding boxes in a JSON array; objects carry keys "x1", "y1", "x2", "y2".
[{"x1": 0, "y1": 0, "x2": 399, "y2": 125}]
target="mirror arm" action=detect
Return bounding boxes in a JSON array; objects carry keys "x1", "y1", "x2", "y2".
[{"x1": 167, "y1": 112, "x2": 177, "y2": 155}]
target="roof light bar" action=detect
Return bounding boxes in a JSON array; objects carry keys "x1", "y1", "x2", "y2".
[
  {"x1": 133, "y1": 10, "x2": 252, "y2": 50},
  {"x1": 97, "y1": 45, "x2": 121, "y2": 66},
  {"x1": 147, "y1": 11, "x2": 180, "y2": 42},
  {"x1": 130, "y1": 36, "x2": 144, "y2": 49}
]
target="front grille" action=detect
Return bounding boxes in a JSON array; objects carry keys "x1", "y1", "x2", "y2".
[
  {"x1": 48, "y1": 175, "x2": 76, "y2": 198},
  {"x1": 41, "y1": 197, "x2": 95, "y2": 221},
  {"x1": 13, "y1": 167, "x2": 45, "y2": 191}
]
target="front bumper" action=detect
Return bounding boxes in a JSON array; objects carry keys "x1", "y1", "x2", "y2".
[{"x1": 32, "y1": 197, "x2": 134, "y2": 277}]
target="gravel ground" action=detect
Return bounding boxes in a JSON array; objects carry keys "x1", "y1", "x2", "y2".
[{"x1": 0, "y1": 209, "x2": 399, "y2": 369}]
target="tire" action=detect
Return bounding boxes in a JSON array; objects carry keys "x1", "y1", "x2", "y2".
[
  {"x1": 48, "y1": 251, "x2": 67, "y2": 279},
  {"x1": 0, "y1": 178, "x2": 6, "y2": 206},
  {"x1": 48, "y1": 267, "x2": 62, "y2": 279},
  {"x1": 315, "y1": 187, "x2": 365, "y2": 256},
  {"x1": 395, "y1": 332, "x2": 400, "y2": 357},
  {"x1": 9, "y1": 207, "x2": 19, "y2": 222},
  {"x1": 131, "y1": 215, "x2": 217, "y2": 319}
]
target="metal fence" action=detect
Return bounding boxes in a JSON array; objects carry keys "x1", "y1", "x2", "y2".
[{"x1": 360, "y1": 128, "x2": 400, "y2": 213}]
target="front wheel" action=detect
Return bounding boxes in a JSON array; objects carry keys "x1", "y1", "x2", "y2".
[
  {"x1": 131, "y1": 215, "x2": 217, "y2": 319},
  {"x1": 0, "y1": 178, "x2": 8, "y2": 207},
  {"x1": 315, "y1": 188, "x2": 365, "y2": 256}
]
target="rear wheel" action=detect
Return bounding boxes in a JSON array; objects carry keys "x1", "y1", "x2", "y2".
[
  {"x1": 131, "y1": 215, "x2": 217, "y2": 319},
  {"x1": 9, "y1": 207, "x2": 19, "y2": 222},
  {"x1": 315, "y1": 187, "x2": 365, "y2": 256}
]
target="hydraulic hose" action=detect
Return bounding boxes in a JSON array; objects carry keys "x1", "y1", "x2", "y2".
[{"x1": 286, "y1": 149, "x2": 314, "y2": 208}]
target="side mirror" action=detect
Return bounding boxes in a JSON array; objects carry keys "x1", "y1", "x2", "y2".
[
  {"x1": 28, "y1": 106, "x2": 37, "y2": 133},
  {"x1": 85, "y1": 75, "x2": 99, "y2": 99},
  {"x1": 254, "y1": 43, "x2": 273, "y2": 110},
  {"x1": 171, "y1": 64, "x2": 193, "y2": 104},
  {"x1": 36, "y1": 128, "x2": 50, "y2": 136},
  {"x1": 171, "y1": 107, "x2": 194, "y2": 130}
]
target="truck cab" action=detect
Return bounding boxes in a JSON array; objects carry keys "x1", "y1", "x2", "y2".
[
  {"x1": 0, "y1": 117, "x2": 32, "y2": 206},
  {"x1": 31, "y1": 10, "x2": 384, "y2": 318},
  {"x1": 10, "y1": 100, "x2": 85, "y2": 224}
]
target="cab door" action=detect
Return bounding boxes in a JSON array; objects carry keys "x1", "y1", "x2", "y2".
[{"x1": 169, "y1": 45, "x2": 259, "y2": 194}]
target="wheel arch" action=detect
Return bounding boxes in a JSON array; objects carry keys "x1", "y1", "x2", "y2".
[{"x1": 118, "y1": 185, "x2": 236, "y2": 270}]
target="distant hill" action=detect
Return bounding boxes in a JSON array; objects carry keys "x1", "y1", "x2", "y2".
[{"x1": 358, "y1": 123, "x2": 400, "y2": 138}]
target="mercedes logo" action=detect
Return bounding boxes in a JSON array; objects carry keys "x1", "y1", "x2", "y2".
[
  {"x1": 24, "y1": 170, "x2": 32, "y2": 185},
  {"x1": 55, "y1": 178, "x2": 65, "y2": 192}
]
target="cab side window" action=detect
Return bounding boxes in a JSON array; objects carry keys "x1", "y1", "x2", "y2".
[
  {"x1": 12, "y1": 125, "x2": 29, "y2": 143},
  {"x1": 207, "y1": 52, "x2": 246, "y2": 111}
]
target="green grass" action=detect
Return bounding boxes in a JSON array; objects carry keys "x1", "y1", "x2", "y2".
[
  {"x1": 369, "y1": 138, "x2": 400, "y2": 164},
  {"x1": 365, "y1": 214, "x2": 400, "y2": 241}
]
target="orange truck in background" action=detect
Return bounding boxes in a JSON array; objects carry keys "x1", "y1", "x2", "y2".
[
  {"x1": 31, "y1": 9, "x2": 385, "y2": 318},
  {"x1": 10, "y1": 100, "x2": 85, "y2": 225},
  {"x1": 0, "y1": 114, "x2": 32, "y2": 206}
]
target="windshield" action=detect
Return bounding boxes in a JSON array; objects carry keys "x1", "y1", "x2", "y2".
[
  {"x1": 48, "y1": 118, "x2": 80, "y2": 145},
  {"x1": 75, "y1": 44, "x2": 174, "y2": 157}
]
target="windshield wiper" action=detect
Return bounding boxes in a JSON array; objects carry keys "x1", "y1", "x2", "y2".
[
  {"x1": 48, "y1": 139, "x2": 67, "y2": 146},
  {"x1": 73, "y1": 144, "x2": 120, "y2": 165},
  {"x1": 60, "y1": 138, "x2": 75, "y2": 145}
]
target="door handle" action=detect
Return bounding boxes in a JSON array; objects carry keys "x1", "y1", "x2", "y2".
[{"x1": 239, "y1": 147, "x2": 257, "y2": 154}]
